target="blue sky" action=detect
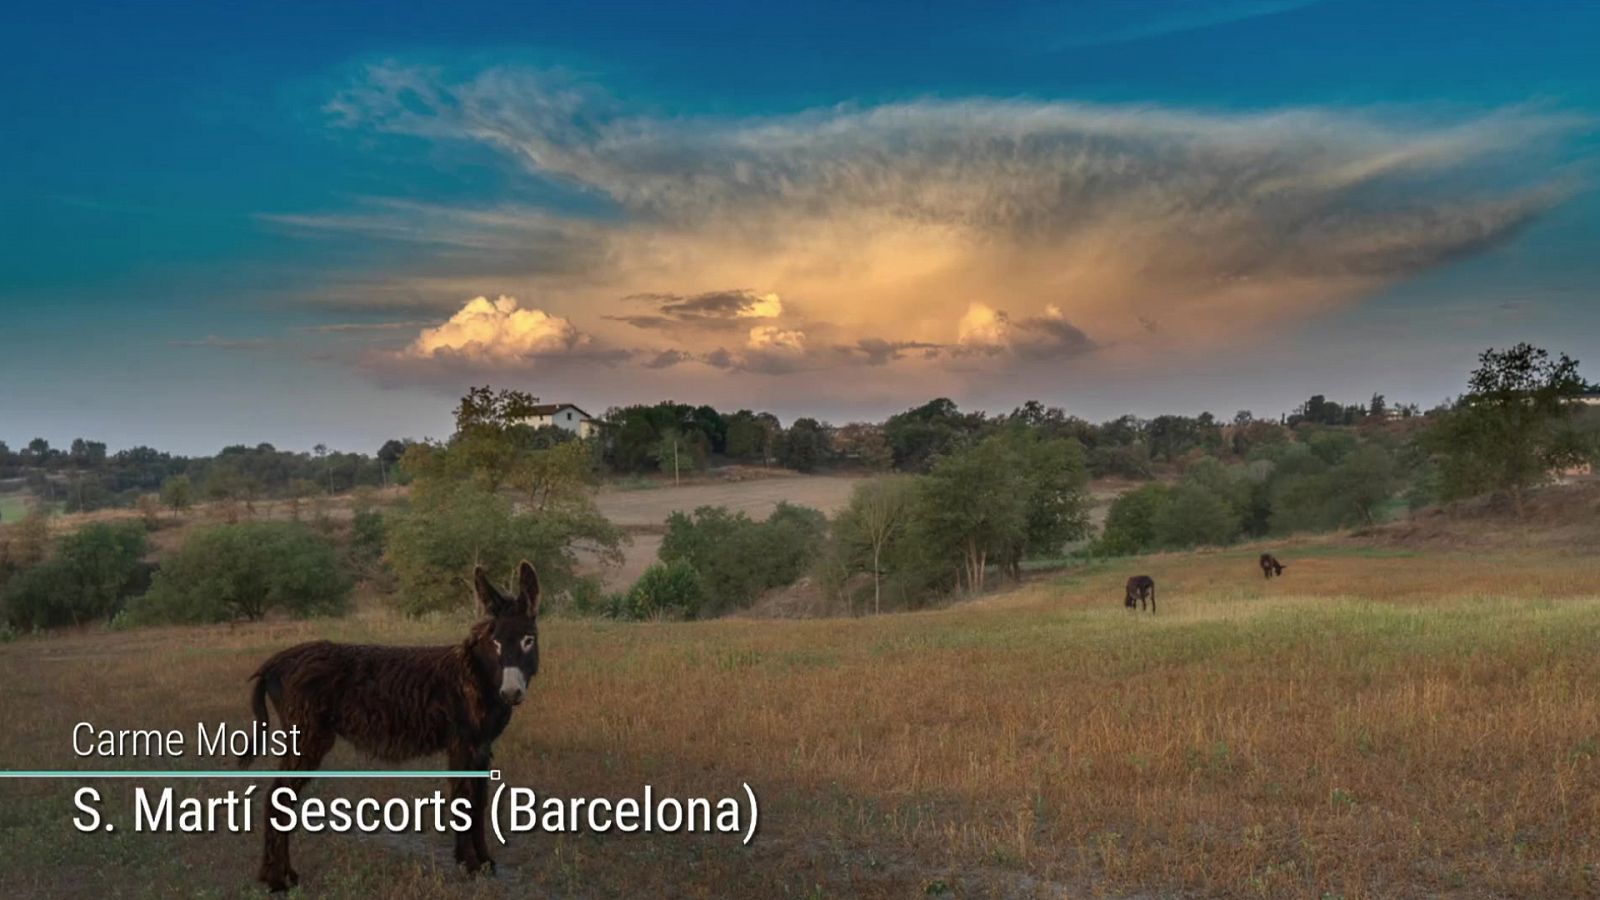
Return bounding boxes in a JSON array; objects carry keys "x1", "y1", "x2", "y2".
[{"x1": 1, "y1": 0, "x2": 1597, "y2": 455}]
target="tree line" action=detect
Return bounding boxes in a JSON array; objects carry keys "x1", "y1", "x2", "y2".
[
  {"x1": 1, "y1": 343, "x2": 1595, "y2": 632},
  {"x1": 0, "y1": 438, "x2": 414, "y2": 518}
]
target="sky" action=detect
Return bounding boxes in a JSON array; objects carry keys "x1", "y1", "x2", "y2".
[{"x1": 2, "y1": 0, "x2": 1597, "y2": 455}]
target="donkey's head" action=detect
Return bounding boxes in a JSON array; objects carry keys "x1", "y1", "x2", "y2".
[{"x1": 474, "y1": 561, "x2": 541, "y2": 707}]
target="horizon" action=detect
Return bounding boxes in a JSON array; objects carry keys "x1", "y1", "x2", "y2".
[
  {"x1": 0, "y1": 381, "x2": 1445, "y2": 459},
  {"x1": 4, "y1": 0, "x2": 1598, "y2": 455}
]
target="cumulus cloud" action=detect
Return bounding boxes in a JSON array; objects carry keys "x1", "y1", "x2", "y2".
[
  {"x1": 303, "y1": 64, "x2": 1579, "y2": 396},
  {"x1": 403, "y1": 295, "x2": 590, "y2": 362}
]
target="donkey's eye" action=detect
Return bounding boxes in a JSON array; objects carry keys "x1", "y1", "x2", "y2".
[{"x1": 520, "y1": 635, "x2": 535, "y2": 652}]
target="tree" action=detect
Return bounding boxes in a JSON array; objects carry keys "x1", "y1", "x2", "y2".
[
  {"x1": 651, "y1": 428, "x2": 700, "y2": 484},
  {"x1": 915, "y1": 437, "x2": 1029, "y2": 593},
  {"x1": 1430, "y1": 344, "x2": 1590, "y2": 515},
  {"x1": 834, "y1": 476, "x2": 918, "y2": 613},
  {"x1": 1146, "y1": 415, "x2": 1201, "y2": 463},
  {"x1": 884, "y1": 398, "x2": 985, "y2": 471},
  {"x1": 1007, "y1": 432, "x2": 1092, "y2": 576},
  {"x1": 1327, "y1": 443, "x2": 1397, "y2": 525},
  {"x1": 779, "y1": 418, "x2": 830, "y2": 473},
  {"x1": 726, "y1": 411, "x2": 780, "y2": 462},
  {"x1": 377, "y1": 439, "x2": 409, "y2": 486},
  {"x1": 386, "y1": 482, "x2": 622, "y2": 616},
  {"x1": 160, "y1": 474, "x2": 193, "y2": 515},
  {"x1": 378, "y1": 439, "x2": 409, "y2": 467},
  {"x1": 832, "y1": 423, "x2": 894, "y2": 471}
]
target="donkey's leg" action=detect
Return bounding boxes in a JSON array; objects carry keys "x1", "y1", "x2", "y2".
[
  {"x1": 447, "y1": 743, "x2": 491, "y2": 874},
  {"x1": 469, "y1": 746, "x2": 495, "y2": 872},
  {"x1": 260, "y1": 727, "x2": 333, "y2": 892}
]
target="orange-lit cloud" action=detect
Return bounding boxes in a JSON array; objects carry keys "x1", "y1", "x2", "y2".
[{"x1": 293, "y1": 64, "x2": 1578, "y2": 398}]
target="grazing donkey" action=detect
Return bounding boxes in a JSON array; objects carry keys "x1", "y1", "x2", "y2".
[
  {"x1": 1259, "y1": 553, "x2": 1286, "y2": 579},
  {"x1": 1124, "y1": 575, "x2": 1156, "y2": 613},
  {"x1": 240, "y1": 561, "x2": 542, "y2": 892}
]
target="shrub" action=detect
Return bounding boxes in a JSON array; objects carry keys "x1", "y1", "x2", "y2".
[
  {"x1": 659, "y1": 503, "x2": 827, "y2": 614},
  {"x1": 623, "y1": 559, "x2": 706, "y2": 620},
  {"x1": 349, "y1": 509, "x2": 386, "y2": 567},
  {"x1": 563, "y1": 575, "x2": 608, "y2": 616},
  {"x1": 129, "y1": 521, "x2": 349, "y2": 623},
  {"x1": 1095, "y1": 484, "x2": 1170, "y2": 556},
  {"x1": 757, "y1": 502, "x2": 829, "y2": 585},
  {"x1": 1, "y1": 521, "x2": 148, "y2": 629},
  {"x1": 159, "y1": 474, "x2": 193, "y2": 514},
  {"x1": 1153, "y1": 483, "x2": 1240, "y2": 548},
  {"x1": 1088, "y1": 442, "x2": 1153, "y2": 480}
]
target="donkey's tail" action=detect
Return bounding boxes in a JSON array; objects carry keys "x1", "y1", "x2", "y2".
[{"x1": 238, "y1": 668, "x2": 272, "y2": 769}]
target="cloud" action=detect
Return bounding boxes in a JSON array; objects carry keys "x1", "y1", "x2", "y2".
[
  {"x1": 747, "y1": 325, "x2": 806, "y2": 352},
  {"x1": 643, "y1": 349, "x2": 693, "y2": 369},
  {"x1": 303, "y1": 64, "x2": 1580, "y2": 397},
  {"x1": 610, "y1": 290, "x2": 786, "y2": 331},
  {"x1": 956, "y1": 303, "x2": 1012, "y2": 349},
  {"x1": 955, "y1": 303, "x2": 1096, "y2": 360},
  {"x1": 402, "y1": 295, "x2": 591, "y2": 362},
  {"x1": 837, "y1": 338, "x2": 947, "y2": 366}
]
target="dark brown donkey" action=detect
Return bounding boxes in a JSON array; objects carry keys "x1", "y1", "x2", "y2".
[
  {"x1": 240, "y1": 561, "x2": 542, "y2": 892},
  {"x1": 1124, "y1": 575, "x2": 1156, "y2": 613},
  {"x1": 1259, "y1": 553, "x2": 1286, "y2": 579}
]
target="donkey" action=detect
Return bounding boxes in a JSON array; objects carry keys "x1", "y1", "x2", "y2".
[
  {"x1": 1124, "y1": 575, "x2": 1156, "y2": 613},
  {"x1": 1259, "y1": 553, "x2": 1286, "y2": 579},
  {"x1": 240, "y1": 561, "x2": 542, "y2": 892}
]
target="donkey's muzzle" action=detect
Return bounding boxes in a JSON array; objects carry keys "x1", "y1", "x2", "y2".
[{"x1": 500, "y1": 667, "x2": 528, "y2": 706}]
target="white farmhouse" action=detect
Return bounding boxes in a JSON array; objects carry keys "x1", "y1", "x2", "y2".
[{"x1": 523, "y1": 403, "x2": 602, "y2": 438}]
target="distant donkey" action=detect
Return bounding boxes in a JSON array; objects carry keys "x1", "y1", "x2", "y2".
[
  {"x1": 1259, "y1": 553, "x2": 1286, "y2": 579},
  {"x1": 1124, "y1": 575, "x2": 1156, "y2": 613},
  {"x1": 240, "y1": 562, "x2": 543, "y2": 892}
]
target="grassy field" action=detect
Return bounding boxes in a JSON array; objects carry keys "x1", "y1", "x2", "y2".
[
  {"x1": 0, "y1": 493, "x2": 55, "y2": 524},
  {"x1": 2, "y1": 542, "x2": 1598, "y2": 898}
]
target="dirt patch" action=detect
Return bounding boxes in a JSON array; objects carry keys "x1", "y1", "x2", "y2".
[
  {"x1": 1359, "y1": 480, "x2": 1600, "y2": 554},
  {"x1": 595, "y1": 473, "x2": 861, "y2": 528}
]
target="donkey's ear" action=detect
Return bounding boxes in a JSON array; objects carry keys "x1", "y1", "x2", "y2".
[
  {"x1": 473, "y1": 565, "x2": 507, "y2": 617},
  {"x1": 516, "y1": 560, "x2": 541, "y2": 618}
]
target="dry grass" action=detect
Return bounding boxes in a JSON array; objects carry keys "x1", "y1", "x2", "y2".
[
  {"x1": 3, "y1": 544, "x2": 1599, "y2": 898},
  {"x1": 593, "y1": 473, "x2": 863, "y2": 528}
]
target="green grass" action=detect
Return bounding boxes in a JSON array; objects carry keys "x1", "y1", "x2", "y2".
[{"x1": 0, "y1": 494, "x2": 34, "y2": 524}]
